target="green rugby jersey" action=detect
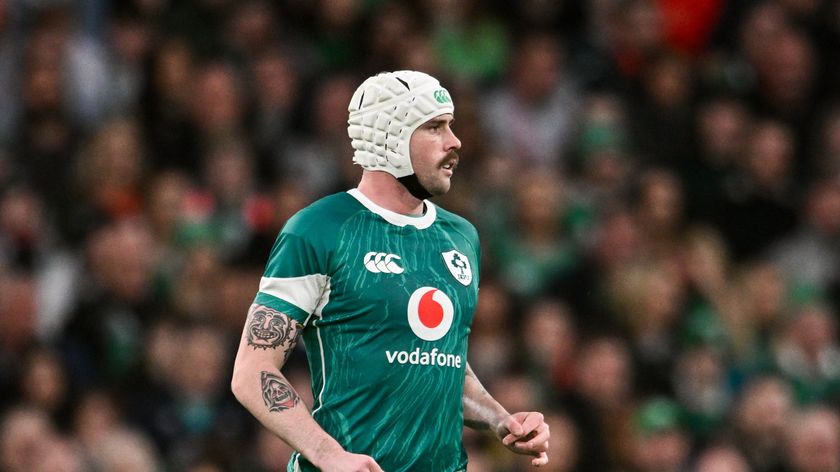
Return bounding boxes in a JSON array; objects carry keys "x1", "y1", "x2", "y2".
[{"x1": 253, "y1": 189, "x2": 480, "y2": 472}]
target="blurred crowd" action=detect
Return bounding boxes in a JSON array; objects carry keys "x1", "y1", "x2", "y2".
[{"x1": 2, "y1": 0, "x2": 840, "y2": 471}]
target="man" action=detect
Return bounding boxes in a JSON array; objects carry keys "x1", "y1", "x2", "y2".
[
  {"x1": 231, "y1": 70, "x2": 550, "y2": 471},
  {"x1": 784, "y1": 407, "x2": 840, "y2": 472}
]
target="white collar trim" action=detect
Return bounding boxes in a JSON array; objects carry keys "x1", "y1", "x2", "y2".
[{"x1": 347, "y1": 188, "x2": 436, "y2": 229}]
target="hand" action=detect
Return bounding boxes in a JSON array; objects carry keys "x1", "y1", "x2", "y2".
[
  {"x1": 495, "y1": 411, "x2": 550, "y2": 467},
  {"x1": 316, "y1": 451, "x2": 384, "y2": 472}
]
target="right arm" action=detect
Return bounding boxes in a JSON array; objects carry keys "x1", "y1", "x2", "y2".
[{"x1": 231, "y1": 303, "x2": 382, "y2": 472}]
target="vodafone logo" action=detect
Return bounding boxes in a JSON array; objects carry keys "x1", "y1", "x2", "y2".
[
  {"x1": 386, "y1": 288, "x2": 461, "y2": 368},
  {"x1": 407, "y1": 287, "x2": 454, "y2": 341}
]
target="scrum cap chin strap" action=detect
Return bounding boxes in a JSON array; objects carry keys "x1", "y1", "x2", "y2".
[{"x1": 397, "y1": 174, "x2": 433, "y2": 200}]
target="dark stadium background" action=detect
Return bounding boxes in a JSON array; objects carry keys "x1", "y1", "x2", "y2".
[{"x1": 2, "y1": 0, "x2": 840, "y2": 470}]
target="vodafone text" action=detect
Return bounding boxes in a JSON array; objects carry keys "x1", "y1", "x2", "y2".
[{"x1": 385, "y1": 347, "x2": 463, "y2": 368}]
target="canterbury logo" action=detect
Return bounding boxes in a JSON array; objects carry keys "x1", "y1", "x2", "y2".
[
  {"x1": 363, "y1": 252, "x2": 405, "y2": 274},
  {"x1": 434, "y1": 89, "x2": 452, "y2": 104}
]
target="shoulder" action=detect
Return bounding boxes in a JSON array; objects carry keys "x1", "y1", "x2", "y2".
[
  {"x1": 434, "y1": 204, "x2": 480, "y2": 243},
  {"x1": 282, "y1": 192, "x2": 365, "y2": 237}
]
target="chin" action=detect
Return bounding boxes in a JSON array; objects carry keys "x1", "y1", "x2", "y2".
[
  {"x1": 418, "y1": 176, "x2": 451, "y2": 197},
  {"x1": 430, "y1": 183, "x2": 451, "y2": 197}
]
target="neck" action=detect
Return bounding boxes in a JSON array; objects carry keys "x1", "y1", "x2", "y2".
[{"x1": 357, "y1": 171, "x2": 425, "y2": 215}]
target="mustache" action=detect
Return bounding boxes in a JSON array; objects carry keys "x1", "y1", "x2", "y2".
[{"x1": 439, "y1": 150, "x2": 460, "y2": 168}]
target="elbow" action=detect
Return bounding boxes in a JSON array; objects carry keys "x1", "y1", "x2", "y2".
[{"x1": 230, "y1": 363, "x2": 248, "y2": 404}]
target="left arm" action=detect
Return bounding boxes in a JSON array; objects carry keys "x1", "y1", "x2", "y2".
[
  {"x1": 463, "y1": 363, "x2": 508, "y2": 431},
  {"x1": 463, "y1": 363, "x2": 550, "y2": 467}
]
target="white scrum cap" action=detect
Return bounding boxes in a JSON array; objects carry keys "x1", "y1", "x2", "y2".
[{"x1": 348, "y1": 70, "x2": 454, "y2": 178}]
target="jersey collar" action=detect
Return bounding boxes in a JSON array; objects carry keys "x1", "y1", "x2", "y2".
[{"x1": 347, "y1": 188, "x2": 437, "y2": 229}]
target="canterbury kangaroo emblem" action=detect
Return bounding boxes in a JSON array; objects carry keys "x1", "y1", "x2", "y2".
[{"x1": 363, "y1": 252, "x2": 405, "y2": 274}]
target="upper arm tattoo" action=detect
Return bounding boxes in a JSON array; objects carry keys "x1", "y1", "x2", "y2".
[
  {"x1": 261, "y1": 371, "x2": 300, "y2": 412},
  {"x1": 246, "y1": 305, "x2": 297, "y2": 351}
]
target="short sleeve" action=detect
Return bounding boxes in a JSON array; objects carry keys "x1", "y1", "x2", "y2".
[{"x1": 254, "y1": 230, "x2": 330, "y2": 327}]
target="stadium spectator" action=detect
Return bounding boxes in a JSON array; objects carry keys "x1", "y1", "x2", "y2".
[
  {"x1": 784, "y1": 407, "x2": 840, "y2": 472},
  {"x1": 2, "y1": 1, "x2": 840, "y2": 469}
]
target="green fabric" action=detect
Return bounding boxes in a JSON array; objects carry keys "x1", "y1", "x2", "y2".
[
  {"x1": 680, "y1": 302, "x2": 728, "y2": 350},
  {"x1": 259, "y1": 192, "x2": 479, "y2": 472},
  {"x1": 576, "y1": 123, "x2": 628, "y2": 163},
  {"x1": 635, "y1": 397, "x2": 683, "y2": 436},
  {"x1": 494, "y1": 236, "x2": 577, "y2": 298},
  {"x1": 434, "y1": 20, "x2": 509, "y2": 81}
]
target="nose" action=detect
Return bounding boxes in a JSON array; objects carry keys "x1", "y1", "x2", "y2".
[{"x1": 446, "y1": 127, "x2": 462, "y2": 151}]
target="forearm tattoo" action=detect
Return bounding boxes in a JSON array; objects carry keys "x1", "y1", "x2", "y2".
[
  {"x1": 464, "y1": 365, "x2": 497, "y2": 431},
  {"x1": 261, "y1": 371, "x2": 300, "y2": 412},
  {"x1": 247, "y1": 305, "x2": 296, "y2": 350}
]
